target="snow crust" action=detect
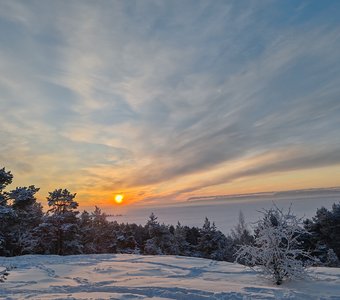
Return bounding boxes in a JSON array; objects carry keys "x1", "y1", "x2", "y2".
[{"x1": 1, "y1": 254, "x2": 340, "y2": 299}]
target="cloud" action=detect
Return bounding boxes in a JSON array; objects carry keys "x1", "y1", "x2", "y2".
[
  {"x1": 0, "y1": 1, "x2": 339, "y2": 205},
  {"x1": 112, "y1": 25, "x2": 340, "y2": 188},
  {"x1": 174, "y1": 147, "x2": 340, "y2": 194}
]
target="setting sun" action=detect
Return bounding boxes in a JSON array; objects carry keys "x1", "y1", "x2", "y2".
[{"x1": 114, "y1": 194, "x2": 124, "y2": 204}]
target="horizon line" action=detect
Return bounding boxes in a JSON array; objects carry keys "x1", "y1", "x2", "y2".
[{"x1": 187, "y1": 186, "x2": 340, "y2": 202}]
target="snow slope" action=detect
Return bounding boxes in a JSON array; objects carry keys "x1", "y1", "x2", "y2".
[{"x1": 1, "y1": 254, "x2": 339, "y2": 299}]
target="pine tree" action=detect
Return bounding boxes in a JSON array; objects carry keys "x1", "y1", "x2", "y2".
[
  {"x1": 174, "y1": 222, "x2": 190, "y2": 256},
  {"x1": 47, "y1": 189, "x2": 78, "y2": 214},
  {"x1": 7, "y1": 186, "x2": 43, "y2": 255},
  {"x1": 79, "y1": 210, "x2": 96, "y2": 254},
  {"x1": 0, "y1": 168, "x2": 13, "y2": 206},
  {"x1": 304, "y1": 202, "x2": 340, "y2": 262},
  {"x1": 114, "y1": 224, "x2": 138, "y2": 254},
  {"x1": 231, "y1": 211, "x2": 254, "y2": 246},
  {"x1": 37, "y1": 189, "x2": 81, "y2": 255},
  {"x1": 144, "y1": 213, "x2": 177, "y2": 255},
  {"x1": 0, "y1": 169, "x2": 43, "y2": 256},
  {"x1": 197, "y1": 217, "x2": 232, "y2": 261},
  {"x1": 0, "y1": 205, "x2": 16, "y2": 256},
  {"x1": 90, "y1": 206, "x2": 112, "y2": 253}
]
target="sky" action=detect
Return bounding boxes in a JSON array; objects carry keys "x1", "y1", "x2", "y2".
[{"x1": 0, "y1": 0, "x2": 340, "y2": 210}]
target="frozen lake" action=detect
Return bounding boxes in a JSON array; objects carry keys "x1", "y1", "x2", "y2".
[{"x1": 107, "y1": 190, "x2": 340, "y2": 234}]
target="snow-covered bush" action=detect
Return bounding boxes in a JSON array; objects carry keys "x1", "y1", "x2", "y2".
[{"x1": 236, "y1": 205, "x2": 316, "y2": 285}]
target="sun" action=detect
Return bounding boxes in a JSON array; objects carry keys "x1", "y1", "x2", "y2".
[{"x1": 114, "y1": 194, "x2": 124, "y2": 204}]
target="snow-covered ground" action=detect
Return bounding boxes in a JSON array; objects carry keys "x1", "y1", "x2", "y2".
[{"x1": 1, "y1": 254, "x2": 340, "y2": 300}]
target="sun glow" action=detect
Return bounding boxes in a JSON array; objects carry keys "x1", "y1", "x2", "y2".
[{"x1": 114, "y1": 194, "x2": 124, "y2": 204}]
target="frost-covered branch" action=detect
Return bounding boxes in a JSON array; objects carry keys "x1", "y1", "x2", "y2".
[{"x1": 235, "y1": 206, "x2": 317, "y2": 285}]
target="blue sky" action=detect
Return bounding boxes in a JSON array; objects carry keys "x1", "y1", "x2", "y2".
[{"x1": 0, "y1": 0, "x2": 340, "y2": 208}]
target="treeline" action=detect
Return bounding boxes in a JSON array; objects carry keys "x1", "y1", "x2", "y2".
[{"x1": 0, "y1": 167, "x2": 339, "y2": 266}]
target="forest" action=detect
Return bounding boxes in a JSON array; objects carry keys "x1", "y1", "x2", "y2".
[{"x1": 1, "y1": 167, "x2": 339, "y2": 268}]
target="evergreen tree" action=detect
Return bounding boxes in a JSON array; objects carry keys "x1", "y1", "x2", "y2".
[
  {"x1": 304, "y1": 203, "x2": 340, "y2": 264},
  {"x1": 0, "y1": 168, "x2": 15, "y2": 255},
  {"x1": 0, "y1": 205, "x2": 16, "y2": 256},
  {"x1": 79, "y1": 210, "x2": 96, "y2": 254},
  {"x1": 197, "y1": 217, "x2": 232, "y2": 261},
  {"x1": 0, "y1": 169, "x2": 42, "y2": 256},
  {"x1": 114, "y1": 223, "x2": 138, "y2": 254},
  {"x1": 0, "y1": 168, "x2": 13, "y2": 206},
  {"x1": 90, "y1": 206, "x2": 113, "y2": 253},
  {"x1": 144, "y1": 213, "x2": 177, "y2": 255},
  {"x1": 47, "y1": 189, "x2": 78, "y2": 214},
  {"x1": 229, "y1": 211, "x2": 254, "y2": 263},
  {"x1": 36, "y1": 189, "x2": 81, "y2": 255},
  {"x1": 174, "y1": 222, "x2": 190, "y2": 256},
  {"x1": 197, "y1": 217, "x2": 215, "y2": 257},
  {"x1": 184, "y1": 226, "x2": 200, "y2": 253},
  {"x1": 7, "y1": 186, "x2": 43, "y2": 255},
  {"x1": 129, "y1": 223, "x2": 148, "y2": 252},
  {"x1": 231, "y1": 211, "x2": 254, "y2": 246}
]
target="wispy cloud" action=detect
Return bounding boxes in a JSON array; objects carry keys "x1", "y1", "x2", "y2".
[{"x1": 0, "y1": 0, "x2": 339, "y2": 206}]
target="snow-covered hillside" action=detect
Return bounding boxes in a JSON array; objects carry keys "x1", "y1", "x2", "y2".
[{"x1": 1, "y1": 254, "x2": 340, "y2": 299}]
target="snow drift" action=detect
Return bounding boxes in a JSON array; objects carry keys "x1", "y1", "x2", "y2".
[{"x1": 1, "y1": 254, "x2": 340, "y2": 299}]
